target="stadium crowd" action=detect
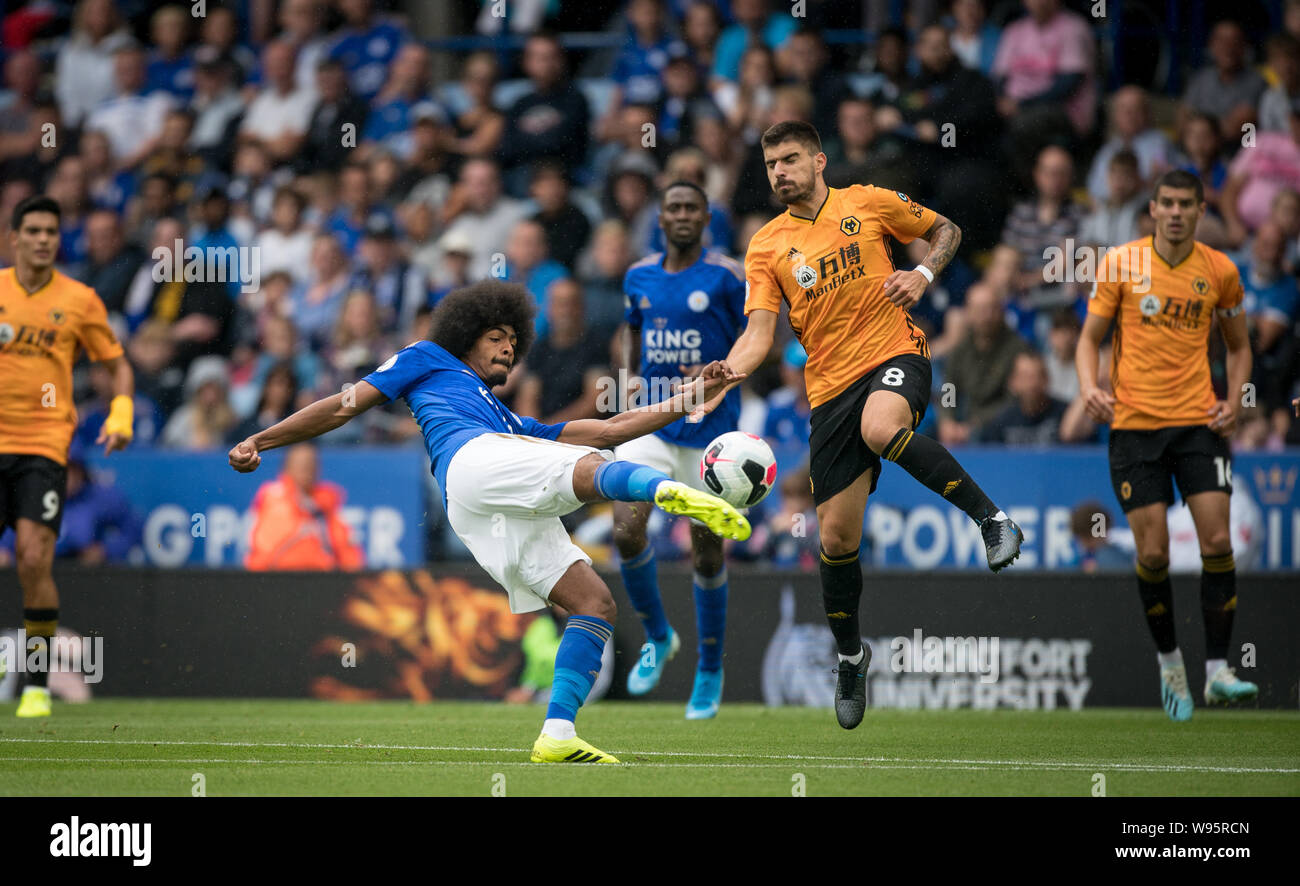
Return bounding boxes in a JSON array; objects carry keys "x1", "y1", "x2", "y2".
[{"x1": 2, "y1": 0, "x2": 1299, "y2": 565}]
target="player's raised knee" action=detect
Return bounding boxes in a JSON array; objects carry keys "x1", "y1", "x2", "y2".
[
  {"x1": 863, "y1": 420, "x2": 908, "y2": 456},
  {"x1": 818, "y1": 520, "x2": 862, "y2": 560}
]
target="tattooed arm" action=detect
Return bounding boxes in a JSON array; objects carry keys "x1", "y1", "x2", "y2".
[{"x1": 882, "y1": 214, "x2": 962, "y2": 309}]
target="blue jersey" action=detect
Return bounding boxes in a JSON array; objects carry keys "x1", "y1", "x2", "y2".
[
  {"x1": 623, "y1": 250, "x2": 746, "y2": 447},
  {"x1": 328, "y1": 20, "x2": 407, "y2": 102},
  {"x1": 362, "y1": 341, "x2": 566, "y2": 502}
]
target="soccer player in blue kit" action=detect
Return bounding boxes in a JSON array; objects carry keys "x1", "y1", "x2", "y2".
[
  {"x1": 228, "y1": 281, "x2": 749, "y2": 764},
  {"x1": 615, "y1": 181, "x2": 747, "y2": 718}
]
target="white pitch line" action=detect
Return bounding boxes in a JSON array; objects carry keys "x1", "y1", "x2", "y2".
[{"x1": 0, "y1": 738, "x2": 1296, "y2": 775}]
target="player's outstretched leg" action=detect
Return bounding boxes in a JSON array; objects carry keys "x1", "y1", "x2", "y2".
[
  {"x1": 1135, "y1": 559, "x2": 1193, "y2": 722},
  {"x1": 816, "y1": 472, "x2": 873, "y2": 730},
  {"x1": 592, "y1": 459, "x2": 750, "y2": 541},
  {"x1": 613, "y1": 503, "x2": 679, "y2": 698},
  {"x1": 1201, "y1": 550, "x2": 1256, "y2": 704},
  {"x1": 15, "y1": 520, "x2": 57, "y2": 718},
  {"x1": 862, "y1": 392, "x2": 1020, "y2": 571},
  {"x1": 530, "y1": 563, "x2": 620, "y2": 763},
  {"x1": 686, "y1": 527, "x2": 727, "y2": 719}
]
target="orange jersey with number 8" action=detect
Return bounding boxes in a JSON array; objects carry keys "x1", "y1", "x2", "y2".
[
  {"x1": 0, "y1": 268, "x2": 123, "y2": 463},
  {"x1": 1088, "y1": 237, "x2": 1244, "y2": 431},
  {"x1": 744, "y1": 185, "x2": 936, "y2": 408}
]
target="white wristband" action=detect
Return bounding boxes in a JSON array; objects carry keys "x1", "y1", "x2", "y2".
[{"x1": 913, "y1": 265, "x2": 934, "y2": 284}]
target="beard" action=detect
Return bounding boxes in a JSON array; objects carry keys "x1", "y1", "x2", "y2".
[
  {"x1": 775, "y1": 178, "x2": 812, "y2": 205},
  {"x1": 485, "y1": 363, "x2": 510, "y2": 386}
]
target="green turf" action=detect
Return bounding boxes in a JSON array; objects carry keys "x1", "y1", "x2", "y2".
[{"x1": 1, "y1": 699, "x2": 1296, "y2": 796}]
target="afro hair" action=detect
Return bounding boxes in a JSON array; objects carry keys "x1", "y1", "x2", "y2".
[{"x1": 427, "y1": 280, "x2": 537, "y2": 362}]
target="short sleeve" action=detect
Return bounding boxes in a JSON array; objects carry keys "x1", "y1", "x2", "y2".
[
  {"x1": 518, "y1": 416, "x2": 565, "y2": 440},
  {"x1": 78, "y1": 291, "x2": 124, "y2": 362},
  {"x1": 362, "y1": 344, "x2": 433, "y2": 401},
  {"x1": 868, "y1": 186, "x2": 937, "y2": 243},
  {"x1": 623, "y1": 270, "x2": 642, "y2": 328},
  {"x1": 1087, "y1": 248, "x2": 1124, "y2": 319},
  {"x1": 743, "y1": 241, "x2": 783, "y2": 315},
  {"x1": 1216, "y1": 258, "x2": 1245, "y2": 316}
]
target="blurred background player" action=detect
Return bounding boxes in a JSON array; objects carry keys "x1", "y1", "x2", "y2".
[
  {"x1": 229, "y1": 281, "x2": 748, "y2": 763},
  {"x1": 1077, "y1": 169, "x2": 1258, "y2": 722},
  {"x1": 694, "y1": 121, "x2": 1023, "y2": 731},
  {"x1": 613, "y1": 181, "x2": 746, "y2": 719},
  {"x1": 1, "y1": 195, "x2": 134, "y2": 718}
]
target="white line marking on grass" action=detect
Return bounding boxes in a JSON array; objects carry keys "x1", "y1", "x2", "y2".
[{"x1": 1, "y1": 740, "x2": 1297, "y2": 775}]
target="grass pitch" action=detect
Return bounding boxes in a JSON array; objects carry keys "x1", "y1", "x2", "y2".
[{"x1": 1, "y1": 699, "x2": 1296, "y2": 796}]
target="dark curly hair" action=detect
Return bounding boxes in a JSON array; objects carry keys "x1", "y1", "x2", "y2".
[{"x1": 428, "y1": 280, "x2": 536, "y2": 362}]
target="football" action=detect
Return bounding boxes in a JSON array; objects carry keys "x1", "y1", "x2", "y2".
[{"x1": 700, "y1": 431, "x2": 777, "y2": 508}]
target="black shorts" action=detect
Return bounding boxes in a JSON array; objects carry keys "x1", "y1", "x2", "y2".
[
  {"x1": 0, "y1": 454, "x2": 67, "y2": 535},
  {"x1": 809, "y1": 354, "x2": 932, "y2": 506},
  {"x1": 1108, "y1": 425, "x2": 1231, "y2": 513}
]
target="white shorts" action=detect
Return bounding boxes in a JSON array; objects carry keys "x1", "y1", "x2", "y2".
[
  {"x1": 613, "y1": 433, "x2": 708, "y2": 491},
  {"x1": 444, "y1": 433, "x2": 611, "y2": 613}
]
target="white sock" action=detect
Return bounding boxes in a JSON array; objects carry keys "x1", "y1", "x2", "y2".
[
  {"x1": 1205, "y1": 658, "x2": 1227, "y2": 681},
  {"x1": 838, "y1": 647, "x2": 865, "y2": 666},
  {"x1": 542, "y1": 718, "x2": 575, "y2": 740},
  {"x1": 991, "y1": 510, "x2": 1008, "y2": 522},
  {"x1": 1157, "y1": 649, "x2": 1184, "y2": 670}
]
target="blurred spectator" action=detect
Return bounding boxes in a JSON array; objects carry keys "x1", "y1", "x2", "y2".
[
  {"x1": 86, "y1": 45, "x2": 175, "y2": 171},
  {"x1": 947, "y1": 0, "x2": 1000, "y2": 76},
  {"x1": 145, "y1": 5, "x2": 195, "y2": 102},
  {"x1": 229, "y1": 359, "x2": 299, "y2": 444},
  {"x1": 1086, "y1": 86, "x2": 1175, "y2": 206},
  {"x1": 276, "y1": 0, "x2": 331, "y2": 97},
  {"x1": 80, "y1": 130, "x2": 134, "y2": 216},
  {"x1": 293, "y1": 234, "x2": 353, "y2": 349},
  {"x1": 438, "y1": 158, "x2": 530, "y2": 279},
  {"x1": 529, "y1": 159, "x2": 592, "y2": 271},
  {"x1": 762, "y1": 341, "x2": 811, "y2": 474},
  {"x1": 1079, "y1": 150, "x2": 1144, "y2": 249},
  {"x1": 1176, "y1": 112, "x2": 1228, "y2": 218},
  {"x1": 755, "y1": 465, "x2": 818, "y2": 569},
  {"x1": 445, "y1": 51, "x2": 505, "y2": 161},
  {"x1": 999, "y1": 145, "x2": 1085, "y2": 332},
  {"x1": 857, "y1": 26, "x2": 909, "y2": 106},
  {"x1": 592, "y1": 101, "x2": 662, "y2": 187},
  {"x1": 240, "y1": 40, "x2": 314, "y2": 166},
  {"x1": 1070, "y1": 501, "x2": 1131, "y2": 572},
  {"x1": 682, "y1": 1, "x2": 724, "y2": 73},
  {"x1": 657, "y1": 52, "x2": 721, "y2": 154},
  {"x1": 137, "y1": 109, "x2": 205, "y2": 203},
  {"x1": 693, "y1": 114, "x2": 739, "y2": 205},
  {"x1": 0, "y1": 50, "x2": 45, "y2": 167},
  {"x1": 255, "y1": 187, "x2": 314, "y2": 286},
  {"x1": 48, "y1": 156, "x2": 91, "y2": 267},
  {"x1": 1219, "y1": 113, "x2": 1300, "y2": 246},
  {"x1": 161, "y1": 355, "x2": 239, "y2": 449},
  {"x1": 325, "y1": 162, "x2": 391, "y2": 253},
  {"x1": 713, "y1": 0, "x2": 797, "y2": 83},
  {"x1": 975, "y1": 351, "x2": 1068, "y2": 444},
  {"x1": 578, "y1": 219, "x2": 635, "y2": 338},
  {"x1": 349, "y1": 214, "x2": 427, "y2": 334},
  {"x1": 122, "y1": 171, "x2": 180, "y2": 249},
  {"x1": 422, "y1": 228, "x2": 473, "y2": 300},
  {"x1": 197, "y1": 6, "x2": 256, "y2": 85},
  {"x1": 246, "y1": 313, "x2": 321, "y2": 404},
  {"x1": 776, "y1": 29, "x2": 850, "y2": 140},
  {"x1": 125, "y1": 319, "x2": 184, "y2": 418},
  {"x1": 713, "y1": 45, "x2": 776, "y2": 145},
  {"x1": 188, "y1": 49, "x2": 246, "y2": 171},
  {"x1": 603, "y1": 154, "x2": 658, "y2": 254},
  {"x1": 1043, "y1": 307, "x2": 1081, "y2": 403},
  {"x1": 939, "y1": 283, "x2": 1031, "y2": 444},
  {"x1": 244, "y1": 444, "x2": 365, "y2": 570},
  {"x1": 54, "y1": 0, "x2": 135, "y2": 129},
  {"x1": 362, "y1": 43, "x2": 436, "y2": 161},
  {"x1": 1270, "y1": 188, "x2": 1300, "y2": 272},
  {"x1": 823, "y1": 96, "x2": 920, "y2": 197},
  {"x1": 602, "y1": 0, "x2": 686, "y2": 120},
  {"x1": 395, "y1": 108, "x2": 454, "y2": 210},
  {"x1": 191, "y1": 184, "x2": 245, "y2": 298},
  {"x1": 74, "y1": 363, "x2": 163, "y2": 452},
  {"x1": 1261, "y1": 34, "x2": 1300, "y2": 134},
  {"x1": 1242, "y1": 221, "x2": 1300, "y2": 424},
  {"x1": 299, "y1": 58, "x2": 370, "y2": 175},
  {"x1": 504, "y1": 218, "x2": 571, "y2": 335},
  {"x1": 647, "y1": 148, "x2": 734, "y2": 254},
  {"x1": 500, "y1": 32, "x2": 591, "y2": 194},
  {"x1": 1180, "y1": 20, "x2": 1267, "y2": 146},
  {"x1": 77, "y1": 208, "x2": 143, "y2": 314},
  {"x1": 516, "y1": 278, "x2": 608, "y2": 424},
  {"x1": 993, "y1": 0, "x2": 1097, "y2": 170},
  {"x1": 326, "y1": 0, "x2": 409, "y2": 103}
]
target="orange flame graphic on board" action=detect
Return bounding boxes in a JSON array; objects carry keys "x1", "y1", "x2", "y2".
[{"x1": 311, "y1": 569, "x2": 529, "y2": 701}]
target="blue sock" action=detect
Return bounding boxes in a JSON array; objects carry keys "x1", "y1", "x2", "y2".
[
  {"x1": 620, "y1": 544, "x2": 670, "y2": 643},
  {"x1": 694, "y1": 568, "x2": 728, "y2": 671},
  {"x1": 594, "y1": 459, "x2": 671, "y2": 502},
  {"x1": 545, "y1": 615, "x2": 613, "y2": 723}
]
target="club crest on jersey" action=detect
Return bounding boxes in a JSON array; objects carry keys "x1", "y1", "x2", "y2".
[
  {"x1": 1139, "y1": 294, "x2": 1161, "y2": 317},
  {"x1": 639, "y1": 295, "x2": 652, "y2": 309},
  {"x1": 687, "y1": 289, "x2": 710, "y2": 312},
  {"x1": 1192, "y1": 276, "x2": 1210, "y2": 295},
  {"x1": 793, "y1": 264, "x2": 818, "y2": 289},
  {"x1": 48, "y1": 308, "x2": 66, "y2": 325},
  {"x1": 840, "y1": 216, "x2": 861, "y2": 236}
]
